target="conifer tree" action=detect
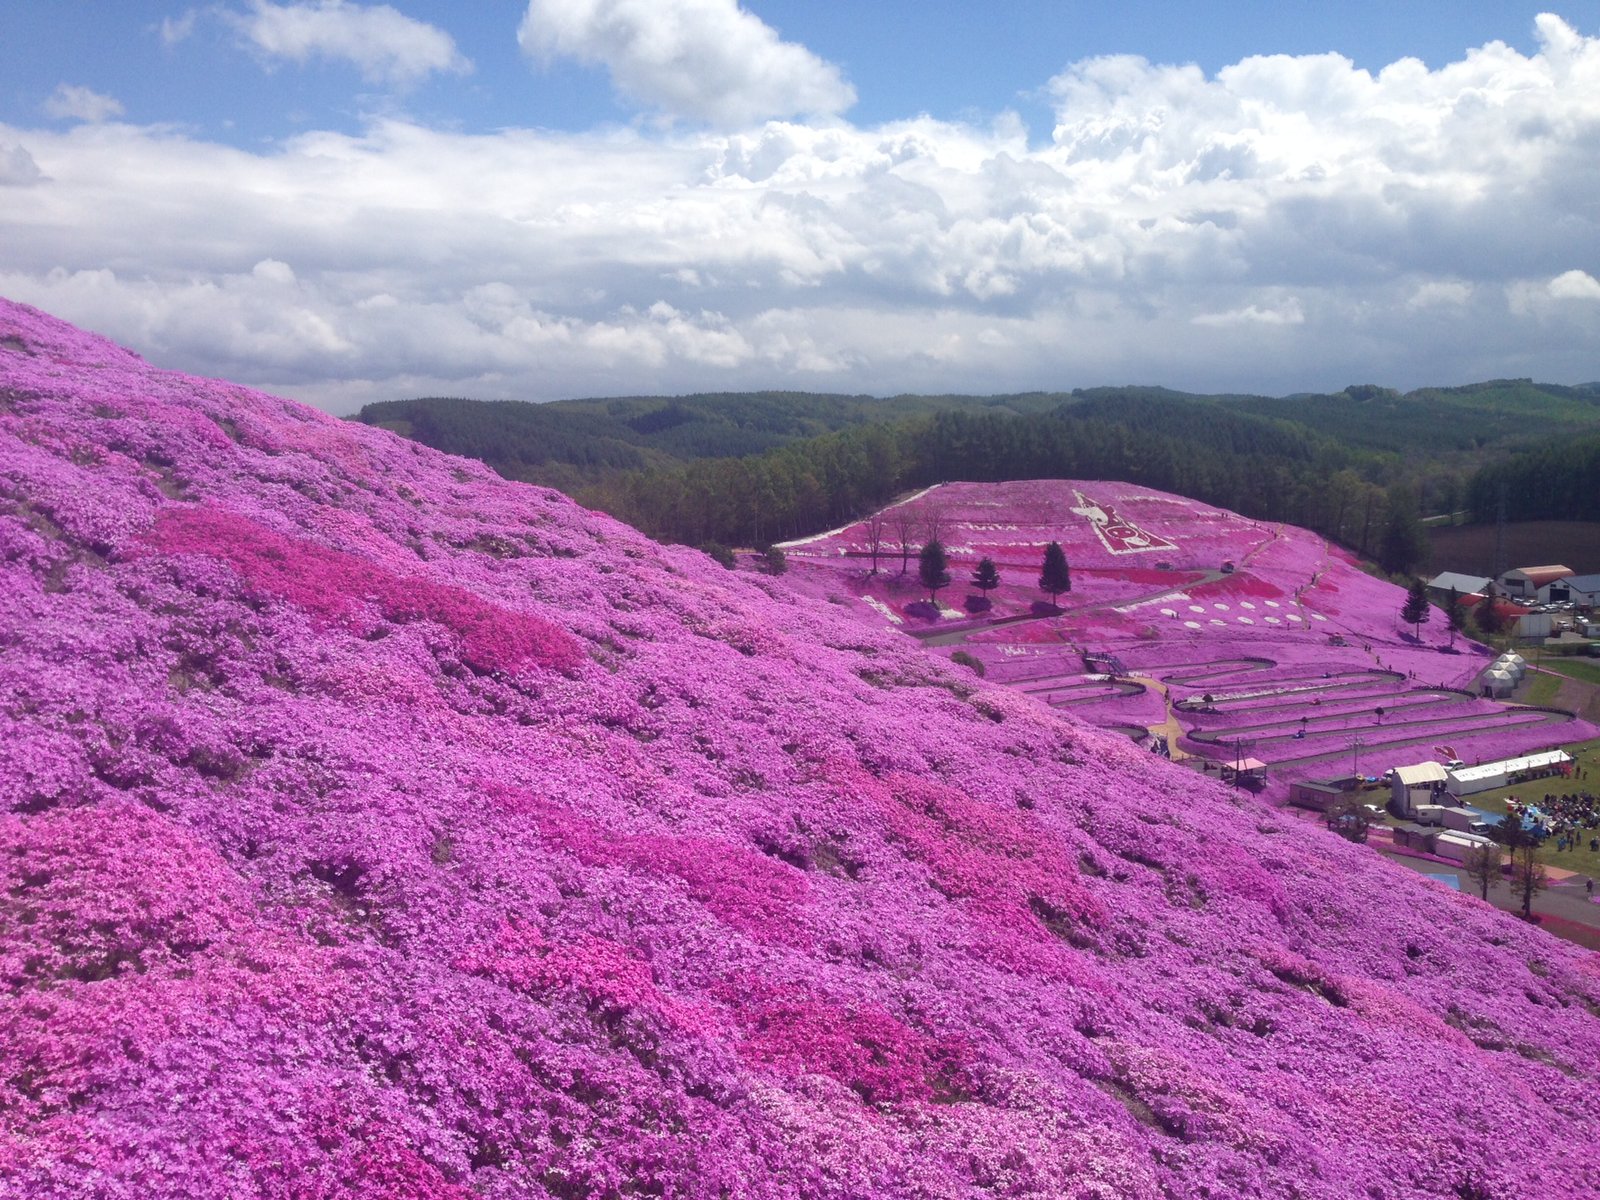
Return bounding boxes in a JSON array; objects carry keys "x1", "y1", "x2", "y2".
[
  {"x1": 1400, "y1": 578, "x2": 1430, "y2": 638},
  {"x1": 972, "y1": 557, "x2": 1000, "y2": 599},
  {"x1": 919, "y1": 539, "x2": 952, "y2": 602},
  {"x1": 1474, "y1": 586, "x2": 1503, "y2": 635},
  {"x1": 1039, "y1": 542, "x2": 1072, "y2": 605}
]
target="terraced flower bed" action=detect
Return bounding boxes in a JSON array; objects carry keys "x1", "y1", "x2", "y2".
[{"x1": 779, "y1": 482, "x2": 1596, "y2": 796}]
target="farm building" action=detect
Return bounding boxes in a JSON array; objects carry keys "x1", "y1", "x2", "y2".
[
  {"x1": 1563, "y1": 573, "x2": 1600, "y2": 607},
  {"x1": 1445, "y1": 749, "x2": 1574, "y2": 796},
  {"x1": 1498, "y1": 565, "x2": 1574, "y2": 602},
  {"x1": 1426, "y1": 572, "x2": 1492, "y2": 603},
  {"x1": 1390, "y1": 761, "x2": 1448, "y2": 817}
]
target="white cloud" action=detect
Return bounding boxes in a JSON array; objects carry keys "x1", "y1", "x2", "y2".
[
  {"x1": 1407, "y1": 281, "x2": 1473, "y2": 309},
  {"x1": 42, "y1": 85, "x2": 124, "y2": 123},
  {"x1": 1191, "y1": 299, "x2": 1305, "y2": 328},
  {"x1": 1548, "y1": 269, "x2": 1600, "y2": 300},
  {"x1": 161, "y1": 11, "x2": 199, "y2": 46},
  {"x1": 3, "y1": 15, "x2": 1600, "y2": 411},
  {"x1": 228, "y1": 0, "x2": 471, "y2": 87},
  {"x1": 0, "y1": 144, "x2": 43, "y2": 186},
  {"x1": 518, "y1": 0, "x2": 855, "y2": 126}
]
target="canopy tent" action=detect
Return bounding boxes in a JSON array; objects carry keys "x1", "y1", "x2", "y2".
[{"x1": 1447, "y1": 750, "x2": 1572, "y2": 796}]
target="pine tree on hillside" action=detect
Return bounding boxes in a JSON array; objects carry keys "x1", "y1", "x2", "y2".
[
  {"x1": 972, "y1": 557, "x2": 1000, "y2": 599},
  {"x1": 919, "y1": 540, "x2": 952, "y2": 603},
  {"x1": 1039, "y1": 542, "x2": 1072, "y2": 606},
  {"x1": 1400, "y1": 578, "x2": 1430, "y2": 638},
  {"x1": 1474, "y1": 586, "x2": 1503, "y2": 635}
]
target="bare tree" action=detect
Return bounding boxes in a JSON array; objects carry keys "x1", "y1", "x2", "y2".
[
  {"x1": 890, "y1": 505, "x2": 919, "y2": 576},
  {"x1": 1463, "y1": 842, "x2": 1502, "y2": 902},
  {"x1": 863, "y1": 511, "x2": 887, "y2": 576},
  {"x1": 921, "y1": 500, "x2": 947, "y2": 549},
  {"x1": 1507, "y1": 843, "x2": 1548, "y2": 920}
]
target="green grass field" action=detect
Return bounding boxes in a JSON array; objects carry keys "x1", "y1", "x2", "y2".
[
  {"x1": 1455, "y1": 737, "x2": 1600, "y2": 884},
  {"x1": 1544, "y1": 657, "x2": 1600, "y2": 687}
]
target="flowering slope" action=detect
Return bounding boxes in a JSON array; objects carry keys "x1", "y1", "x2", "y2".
[
  {"x1": 2, "y1": 299, "x2": 1599, "y2": 1199},
  {"x1": 780, "y1": 482, "x2": 1593, "y2": 782}
]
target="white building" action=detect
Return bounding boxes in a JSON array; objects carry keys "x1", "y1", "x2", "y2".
[
  {"x1": 1391, "y1": 761, "x2": 1448, "y2": 817},
  {"x1": 1427, "y1": 572, "x2": 1493, "y2": 602}
]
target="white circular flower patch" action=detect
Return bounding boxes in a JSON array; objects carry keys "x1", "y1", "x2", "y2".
[
  {"x1": 1237, "y1": 616, "x2": 1254, "y2": 624},
  {"x1": 1185, "y1": 620, "x2": 1202, "y2": 629}
]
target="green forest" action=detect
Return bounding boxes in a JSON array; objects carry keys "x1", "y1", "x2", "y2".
[{"x1": 353, "y1": 379, "x2": 1600, "y2": 573}]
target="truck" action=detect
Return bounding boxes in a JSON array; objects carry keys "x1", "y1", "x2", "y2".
[
  {"x1": 1413, "y1": 804, "x2": 1446, "y2": 827},
  {"x1": 1439, "y1": 806, "x2": 1492, "y2": 836}
]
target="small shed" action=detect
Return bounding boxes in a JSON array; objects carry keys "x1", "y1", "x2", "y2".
[
  {"x1": 1288, "y1": 779, "x2": 1348, "y2": 812},
  {"x1": 1391, "y1": 761, "x2": 1448, "y2": 817},
  {"x1": 1392, "y1": 825, "x2": 1440, "y2": 854}
]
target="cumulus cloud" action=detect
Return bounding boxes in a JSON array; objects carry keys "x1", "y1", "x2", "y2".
[
  {"x1": 227, "y1": 0, "x2": 471, "y2": 86},
  {"x1": 518, "y1": 0, "x2": 855, "y2": 125},
  {"x1": 1548, "y1": 269, "x2": 1600, "y2": 300},
  {"x1": 3, "y1": 15, "x2": 1600, "y2": 410},
  {"x1": 42, "y1": 85, "x2": 124, "y2": 123}
]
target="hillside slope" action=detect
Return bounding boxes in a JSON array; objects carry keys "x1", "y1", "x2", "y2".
[{"x1": 3, "y1": 299, "x2": 1599, "y2": 1199}]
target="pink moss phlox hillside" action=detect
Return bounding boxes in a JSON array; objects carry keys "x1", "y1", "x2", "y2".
[
  {"x1": 722, "y1": 974, "x2": 975, "y2": 1105},
  {"x1": 6, "y1": 298, "x2": 1600, "y2": 1198},
  {"x1": 138, "y1": 506, "x2": 584, "y2": 676}
]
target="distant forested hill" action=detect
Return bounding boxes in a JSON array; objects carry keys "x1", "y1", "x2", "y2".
[
  {"x1": 356, "y1": 391, "x2": 1066, "y2": 493},
  {"x1": 354, "y1": 378, "x2": 1600, "y2": 564}
]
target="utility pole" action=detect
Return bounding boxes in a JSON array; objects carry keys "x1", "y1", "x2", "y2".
[
  {"x1": 1351, "y1": 735, "x2": 1363, "y2": 783},
  {"x1": 1493, "y1": 483, "x2": 1508, "y2": 583}
]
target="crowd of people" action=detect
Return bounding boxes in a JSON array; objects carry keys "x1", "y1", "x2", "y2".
[{"x1": 1506, "y1": 788, "x2": 1600, "y2": 853}]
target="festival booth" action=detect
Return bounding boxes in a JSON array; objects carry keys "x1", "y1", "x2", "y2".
[
  {"x1": 1446, "y1": 750, "x2": 1573, "y2": 797},
  {"x1": 1221, "y1": 756, "x2": 1268, "y2": 789},
  {"x1": 1391, "y1": 761, "x2": 1448, "y2": 818}
]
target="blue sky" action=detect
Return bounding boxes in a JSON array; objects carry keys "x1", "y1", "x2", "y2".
[{"x1": 2, "y1": 2, "x2": 1598, "y2": 412}]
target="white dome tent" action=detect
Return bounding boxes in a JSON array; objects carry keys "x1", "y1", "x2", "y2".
[{"x1": 1481, "y1": 667, "x2": 1515, "y2": 697}]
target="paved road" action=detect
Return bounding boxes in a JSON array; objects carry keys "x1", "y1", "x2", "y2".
[{"x1": 1375, "y1": 846, "x2": 1600, "y2": 947}]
